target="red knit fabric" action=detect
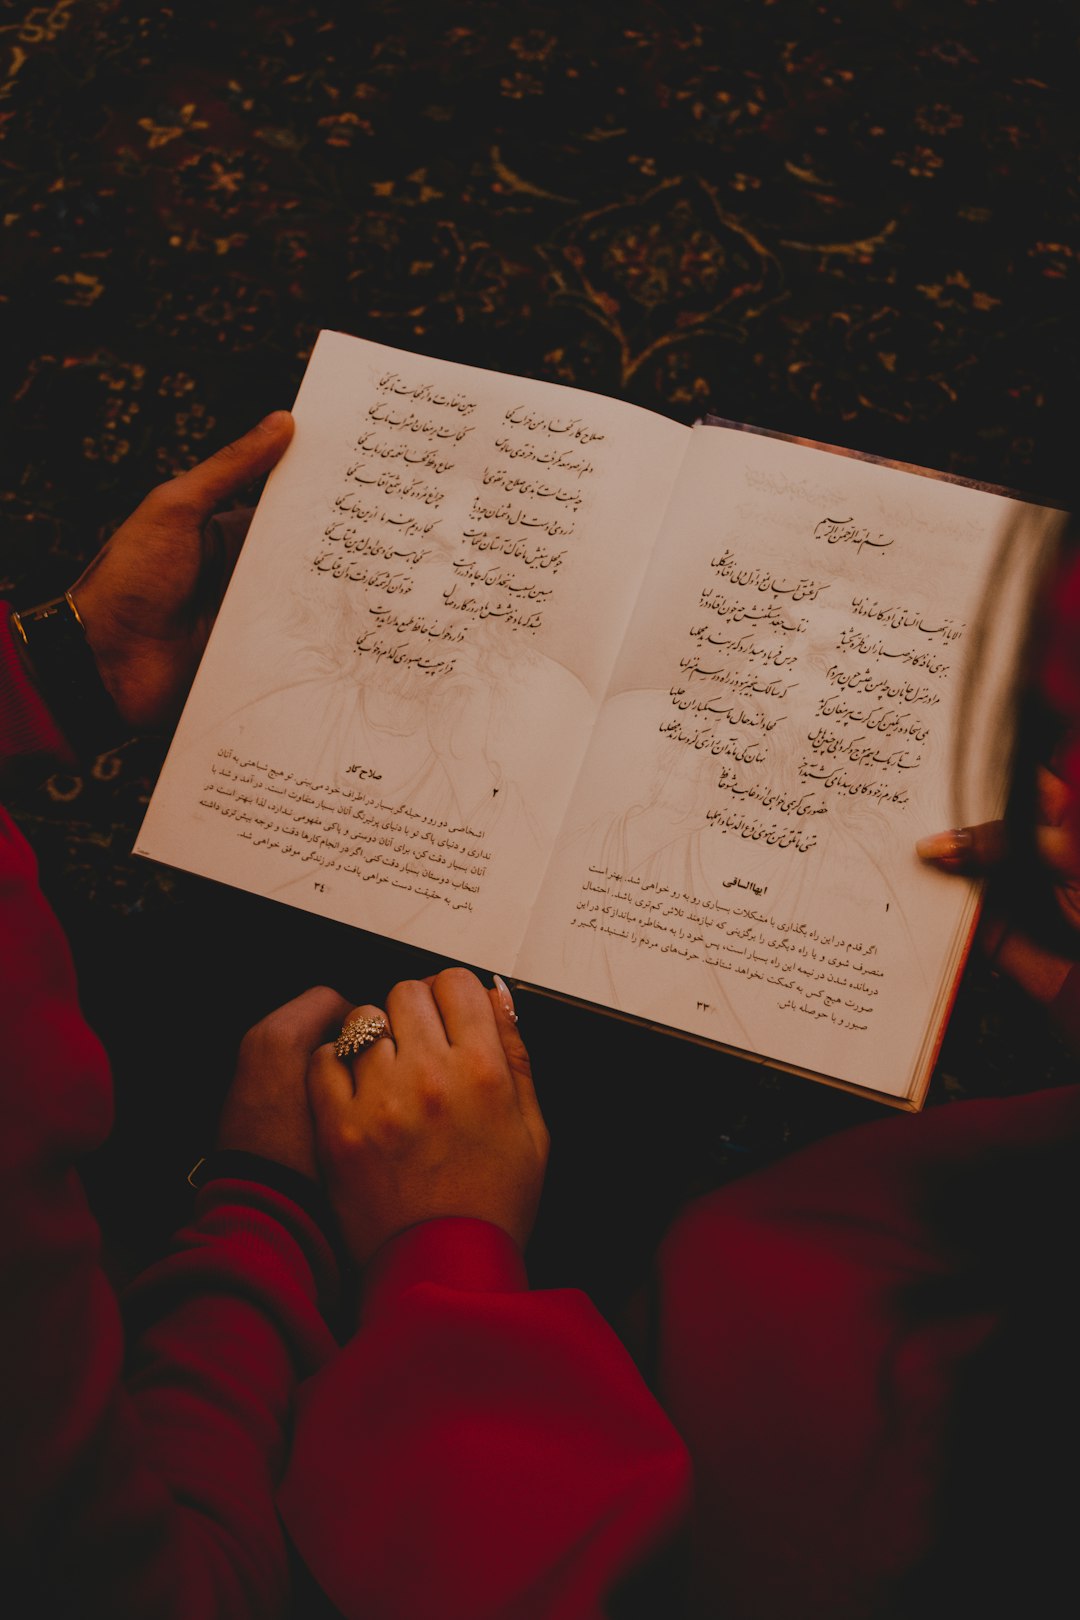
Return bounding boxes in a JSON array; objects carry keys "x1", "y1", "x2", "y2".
[
  {"x1": 656, "y1": 1084, "x2": 1080, "y2": 1620},
  {"x1": 5, "y1": 597, "x2": 1079, "y2": 1619},
  {"x1": 280, "y1": 1219, "x2": 691, "y2": 1620}
]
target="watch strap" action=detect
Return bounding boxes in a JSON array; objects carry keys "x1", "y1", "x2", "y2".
[
  {"x1": 187, "y1": 1149, "x2": 340, "y2": 1250},
  {"x1": 9, "y1": 592, "x2": 127, "y2": 754}
]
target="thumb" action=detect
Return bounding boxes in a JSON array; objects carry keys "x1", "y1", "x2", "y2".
[
  {"x1": 171, "y1": 411, "x2": 295, "y2": 517},
  {"x1": 915, "y1": 819, "x2": 1007, "y2": 875}
]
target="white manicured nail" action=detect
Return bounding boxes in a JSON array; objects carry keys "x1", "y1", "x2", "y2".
[{"x1": 493, "y1": 973, "x2": 518, "y2": 1023}]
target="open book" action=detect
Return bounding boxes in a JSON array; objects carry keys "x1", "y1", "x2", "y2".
[{"x1": 136, "y1": 331, "x2": 1062, "y2": 1107}]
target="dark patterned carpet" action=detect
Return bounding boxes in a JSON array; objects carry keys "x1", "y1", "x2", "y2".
[{"x1": 2, "y1": 0, "x2": 1078, "y2": 1299}]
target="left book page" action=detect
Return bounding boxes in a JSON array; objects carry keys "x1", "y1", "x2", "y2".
[{"x1": 135, "y1": 332, "x2": 689, "y2": 967}]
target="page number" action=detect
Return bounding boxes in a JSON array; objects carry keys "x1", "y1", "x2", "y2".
[{"x1": 314, "y1": 881, "x2": 326, "y2": 893}]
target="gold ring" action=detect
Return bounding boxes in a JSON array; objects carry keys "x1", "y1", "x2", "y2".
[{"x1": 334, "y1": 1014, "x2": 391, "y2": 1059}]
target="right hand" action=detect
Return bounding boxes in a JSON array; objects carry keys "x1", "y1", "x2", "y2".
[
  {"x1": 916, "y1": 764, "x2": 1080, "y2": 1003},
  {"x1": 306, "y1": 968, "x2": 549, "y2": 1265},
  {"x1": 216, "y1": 985, "x2": 353, "y2": 1179}
]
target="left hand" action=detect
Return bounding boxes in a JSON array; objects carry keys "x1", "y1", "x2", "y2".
[
  {"x1": 916, "y1": 764, "x2": 1080, "y2": 1003},
  {"x1": 307, "y1": 968, "x2": 549, "y2": 1264},
  {"x1": 70, "y1": 411, "x2": 294, "y2": 729},
  {"x1": 216, "y1": 985, "x2": 353, "y2": 1178}
]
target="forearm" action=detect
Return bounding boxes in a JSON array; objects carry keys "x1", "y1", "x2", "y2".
[
  {"x1": 118, "y1": 1183, "x2": 340, "y2": 1617},
  {"x1": 3, "y1": 1169, "x2": 339, "y2": 1617}
]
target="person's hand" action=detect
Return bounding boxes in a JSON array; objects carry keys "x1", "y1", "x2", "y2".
[
  {"x1": 916, "y1": 764, "x2": 1080, "y2": 1003},
  {"x1": 70, "y1": 411, "x2": 294, "y2": 730},
  {"x1": 216, "y1": 985, "x2": 353, "y2": 1178},
  {"x1": 306, "y1": 969, "x2": 549, "y2": 1264}
]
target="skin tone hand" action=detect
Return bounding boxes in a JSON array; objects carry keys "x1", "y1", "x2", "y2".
[
  {"x1": 917, "y1": 764, "x2": 1080, "y2": 1004},
  {"x1": 70, "y1": 411, "x2": 295, "y2": 730},
  {"x1": 216, "y1": 985, "x2": 353, "y2": 1179},
  {"x1": 307, "y1": 969, "x2": 549, "y2": 1265}
]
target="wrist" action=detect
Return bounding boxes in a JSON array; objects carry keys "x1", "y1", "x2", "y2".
[
  {"x1": 66, "y1": 578, "x2": 133, "y2": 705},
  {"x1": 994, "y1": 929, "x2": 1072, "y2": 1004},
  {"x1": 214, "y1": 1108, "x2": 318, "y2": 1181}
]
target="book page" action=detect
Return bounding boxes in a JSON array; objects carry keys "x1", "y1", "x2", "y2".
[
  {"x1": 136, "y1": 332, "x2": 688, "y2": 966},
  {"x1": 517, "y1": 424, "x2": 1060, "y2": 1099}
]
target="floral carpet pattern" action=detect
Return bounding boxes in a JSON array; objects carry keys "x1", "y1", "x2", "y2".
[{"x1": 2, "y1": 1, "x2": 1077, "y2": 1279}]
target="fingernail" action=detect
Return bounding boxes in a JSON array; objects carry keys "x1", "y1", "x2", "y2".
[
  {"x1": 915, "y1": 828, "x2": 973, "y2": 863},
  {"x1": 493, "y1": 973, "x2": 518, "y2": 1023}
]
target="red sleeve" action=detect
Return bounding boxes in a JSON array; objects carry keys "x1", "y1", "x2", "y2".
[
  {"x1": 0, "y1": 803, "x2": 340, "y2": 1617},
  {"x1": 655, "y1": 1085, "x2": 1080, "y2": 1620},
  {"x1": 278, "y1": 1218, "x2": 691, "y2": 1620}
]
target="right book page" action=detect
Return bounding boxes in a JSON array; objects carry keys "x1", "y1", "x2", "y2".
[{"x1": 516, "y1": 423, "x2": 1061, "y2": 1103}]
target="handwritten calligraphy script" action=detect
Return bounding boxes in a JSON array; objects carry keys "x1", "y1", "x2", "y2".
[
  {"x1": 661, "y1": 532, "x2": 966, "y2": 845},
  {"x1": 306, "y1": 371, "x2": 614, "y2": 682},
  {"x1": 813, "y1": 515, "x2": 895, "y2": 553}
]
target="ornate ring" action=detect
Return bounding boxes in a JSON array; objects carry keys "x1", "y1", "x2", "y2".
[{"x1": 334, "y1": 1014, "x2": 391, "y2": 1059}]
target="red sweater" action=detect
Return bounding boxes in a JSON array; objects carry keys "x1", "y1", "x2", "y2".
[{"x1": 4, "y1": 605, "x2": 1078, "y2": 1619}]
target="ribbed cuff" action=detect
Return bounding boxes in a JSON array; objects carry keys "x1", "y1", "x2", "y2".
[{"x1": 189, "y1": 1150, "x2": 341, "y2": 1257}]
